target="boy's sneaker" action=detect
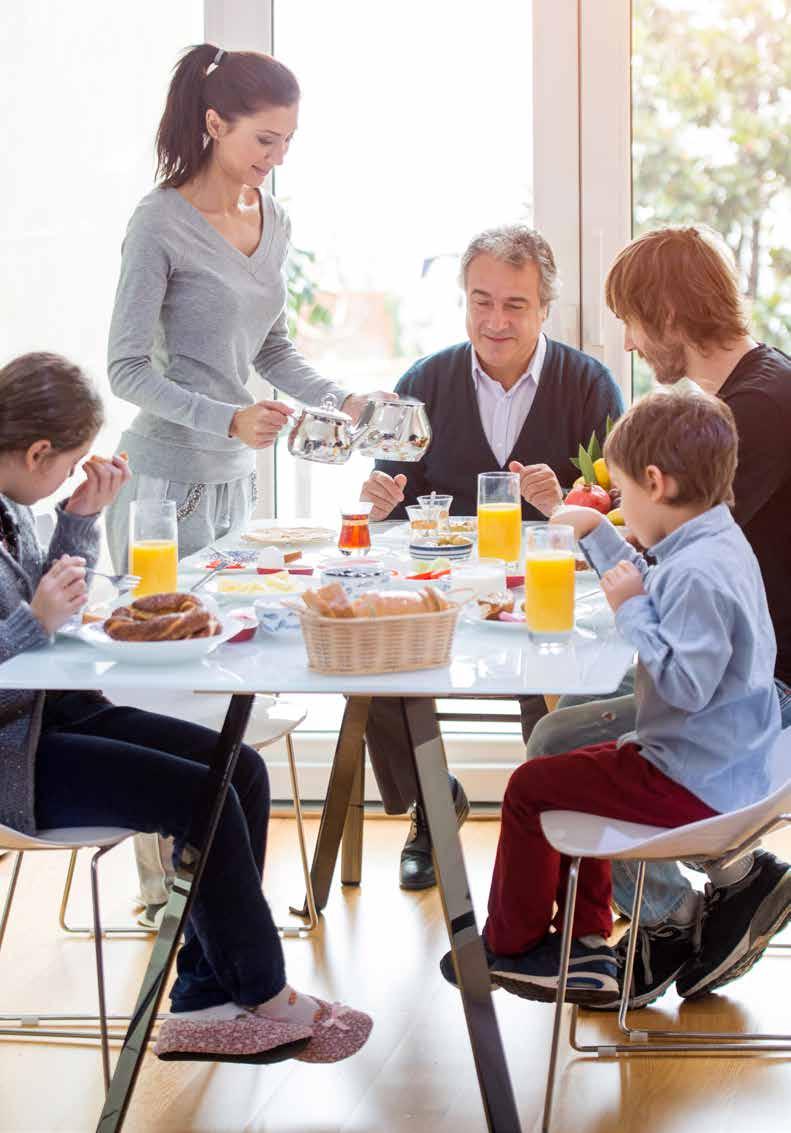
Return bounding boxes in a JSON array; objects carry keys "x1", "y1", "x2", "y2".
[
  {"x1": 439, "y1": 937, "x2": 501, "y2": 988},
  {"x1": 490, "y1": 934, "x2": 618, "y2": 1005},
  {"x1": 590, "y1": 922, "x2": 696, "y2": 1011},
  {"x1": 676, "y1": 850, "x2": 791, "y2": 999},
  {"x1": 440, "y1": 933, "x2": 618, "y2": 1004}
]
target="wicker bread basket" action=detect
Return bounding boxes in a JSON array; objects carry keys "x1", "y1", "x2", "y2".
[{"x1": 295, "y1": 602, "x2": 462, "y2": 675}]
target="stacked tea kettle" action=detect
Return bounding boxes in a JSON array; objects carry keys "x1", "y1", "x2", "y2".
[{"x1": 287, "y1": 396, "x2": 431, "y2": 465}]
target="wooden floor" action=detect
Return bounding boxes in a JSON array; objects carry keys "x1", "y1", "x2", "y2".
[{"x1": 0, "y1": 818, "x2": 789, "y2": 1133}]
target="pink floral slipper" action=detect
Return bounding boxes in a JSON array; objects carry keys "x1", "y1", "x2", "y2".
[
  {"x1": 293, "y1": 999, "x2": 373, "y2": 1064},
  {"x1": 154, "y1": 1011, "x2": 312, "y2": 1064}
]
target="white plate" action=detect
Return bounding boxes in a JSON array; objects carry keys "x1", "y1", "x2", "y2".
[
  {"x1": 241, "y1": 525, "x2": 335, "y2": 547},
  {"x1": 61, "y1": 619, "x2": 238, "y2": 665},
  {"x1": 204, "y1": 575, "x2": 310, "y2": 604}
]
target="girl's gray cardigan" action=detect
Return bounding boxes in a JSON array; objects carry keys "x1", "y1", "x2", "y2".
[{"x1": 0, "y1": 496, "x2": 100, "y2": 834}]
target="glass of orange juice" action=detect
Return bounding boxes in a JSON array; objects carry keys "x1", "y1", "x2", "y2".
[
  {"x1": 524, "y1": 524, "x2": 575, "y2": 643},
  {"x1": 477, "y1": 472, "x2": 522, "y2": 565},
  {"x1": 129, "y1": 500, "x2": 178, "y2": 598}
]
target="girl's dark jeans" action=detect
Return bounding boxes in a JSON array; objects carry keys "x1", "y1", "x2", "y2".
[{"x1": 35, "y1": 692, "x2": 285, "y2": 1011}]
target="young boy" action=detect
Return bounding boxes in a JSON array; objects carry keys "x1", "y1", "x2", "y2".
[{"x1": 441, "y1": 391, "x2": 781, "y2": 1003}]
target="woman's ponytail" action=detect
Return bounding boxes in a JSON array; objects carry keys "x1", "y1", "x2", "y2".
[
  {"x1": 155, "y1": 43, "x2": 219, "y2": 189},
  {"x1": 155, "y1": 43, "x2": 301, "y2": 190}
]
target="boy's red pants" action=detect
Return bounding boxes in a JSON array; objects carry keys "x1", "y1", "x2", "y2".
[{"x1": 485, "y1": 741, "x2": 717, "y2": 955}]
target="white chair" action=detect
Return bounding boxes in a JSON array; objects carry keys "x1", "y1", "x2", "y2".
[
  {"x1": 538, "y1": 726, "x2": 791, "y2": 1132},
  {"x1": 0, "y1": 824, "x2": 136, "y2": 1091},
  {"x1": 108, "y1": 691, "x2": 318, "y2": 936}
]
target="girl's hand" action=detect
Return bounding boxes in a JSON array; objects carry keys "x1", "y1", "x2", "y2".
[
  {"x1": 549, "y1": 503, "x2": 604, "y2": 541},
  {"x1": 509, "y1": 461, "x2": 563, "y2": 517},
  {"x1": 601, "y1": 561, "x2": 646, "y2": 612},
  {"x1": 230, "y1": 401, "x2": 293, "y2": 448},
  {"x1": 30, "y1": 555, "x2": 88, "y2": 634},
  {"x1": 66, "y1": 454, "x2": 131, "y2": 516}
]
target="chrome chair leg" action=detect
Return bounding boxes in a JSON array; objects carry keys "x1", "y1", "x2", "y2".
[
  {"x1": 91, "y1": 845, "x2": 113, "y2": 1092},
  {"x1": 542, "y1": 857, "x2": 581, "y2": 1133},
  {"x1": 570, "y1": 857, "x2": 791, "y2": 1055},
  {"x1": 279, "y1": 732, "x2": 319, "y2": 937},
  {"x1": 0, "y1": 845, "x2": 157, "y2": 1053},
  {"x1": 0, "y1": 852, "x2": 23, "y2": 952},
  {"x1": 60, "y1": 848, "x2": 151, "y2": 937}
]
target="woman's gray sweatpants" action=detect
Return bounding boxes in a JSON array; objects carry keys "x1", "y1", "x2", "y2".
[{"x1": 105, "y1": 471, "x2": 257, "y2": 907}]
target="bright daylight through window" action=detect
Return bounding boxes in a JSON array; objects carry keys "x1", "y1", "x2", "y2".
[
  {"x1": 273, "y1": 0, "x2": 533, "y2": 517},
  {"x1": 632, "y1": 0, "x2": 791, "y2": 397}
]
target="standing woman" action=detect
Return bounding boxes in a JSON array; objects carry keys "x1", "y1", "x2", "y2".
[
  {"x1": 106, "y1": 43, "x2": 376, "y2": 566},
  {"x1": 105, "y1": 43, "x2": 379, "y2": 922}
]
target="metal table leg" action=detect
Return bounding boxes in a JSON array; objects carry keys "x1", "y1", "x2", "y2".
[
  {"x1": 292, "y1": 696, "x2": 370, "y2": 918},
  {"x1": 96, "y1": 693, "x2": 255, "y2": 1133},
  {"x1": 341, "y1": 742, "x2": 365, "y2": 886},
  {"x1": 403, "y1": 696, "x2": 521, "y2": 1133}
]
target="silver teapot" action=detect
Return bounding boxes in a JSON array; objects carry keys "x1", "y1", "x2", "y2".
[{"x1": 287, "y1": 396, "x2": 431, "y2": 465}]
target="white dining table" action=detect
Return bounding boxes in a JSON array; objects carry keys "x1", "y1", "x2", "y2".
[{"x1": 0, "y1": 520, "x2": 634, "y2": 1133}]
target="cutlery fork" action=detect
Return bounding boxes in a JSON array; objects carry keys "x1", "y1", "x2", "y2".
[{"x1": 86, "y1": 569, "x2": 141, "y2": 591}]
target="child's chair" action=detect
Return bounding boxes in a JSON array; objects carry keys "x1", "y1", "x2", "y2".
[
  {"x1": 538, "y1": 725, "x2": 791, "y2": 1133},
  {"x1": 0, "y1": 824, "x2": 137, "y2": 1091}
]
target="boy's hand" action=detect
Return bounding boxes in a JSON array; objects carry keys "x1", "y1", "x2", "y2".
[
  {"x1": 66, "y1": 454, "x2": 131, "y2": 516},
  {"x1": 30, "y1": 555, "x2": 88, "y2": 634},
  {"x1": 360, "y1": 470, "x2": 407, "y2": 521},
  {"x1": 549, "y1": 503, "x2": 604, "y2": 541},
  {"x1": 509, "y1": 461, "x2": 563, "y2": 517},
  {"x1": 601, "y1": 561, "x2": 646, "y2": 612}
]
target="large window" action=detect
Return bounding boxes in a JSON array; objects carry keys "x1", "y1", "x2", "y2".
[
  {"x1": 272, "y1": 0, "x2": 534, "y2": 517},
  {"x1": 632, "y1": 0, "x2": 791, "y2": 396},
  {"x1": 0, "y1": 1, "x2": 204, "y2": 486}
]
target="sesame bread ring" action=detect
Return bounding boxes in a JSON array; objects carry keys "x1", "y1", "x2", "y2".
[{"x1": 104, "y1": 607, "x2": 220, "y2": 642}]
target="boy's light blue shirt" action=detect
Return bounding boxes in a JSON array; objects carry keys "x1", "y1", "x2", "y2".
[{"x1": 580, "y1": 505, "x2": 780, "y2": 813}]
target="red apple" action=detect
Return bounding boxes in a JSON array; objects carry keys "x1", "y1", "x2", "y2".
[{"x1": 564, "y1": 483, "x2": 612, "y2": 514}]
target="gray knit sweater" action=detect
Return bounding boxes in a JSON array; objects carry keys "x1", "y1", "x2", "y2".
[
  {"x1": 107, "y1": 187, "x2": 349, "y2": 483},
  {"x1": 0, "y1": 498, "x2": 100, "y2": 834}
]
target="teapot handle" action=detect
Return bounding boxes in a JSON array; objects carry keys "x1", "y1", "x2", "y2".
[{"x1": 349, "y1": 398, "x2": 376, "y2": 444}]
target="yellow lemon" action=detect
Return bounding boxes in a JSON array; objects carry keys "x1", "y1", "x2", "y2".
[
  {"x1": 593, "y1": 458, "x2": 611, "y2": 490},
  {"x1": 608, "y1": 507, "x2": 625, "y2": 526}
]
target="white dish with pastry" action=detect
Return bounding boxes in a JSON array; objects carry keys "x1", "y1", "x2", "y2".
[{"x1": 61, "y1": 593, "x2": 237, "y2": 664}]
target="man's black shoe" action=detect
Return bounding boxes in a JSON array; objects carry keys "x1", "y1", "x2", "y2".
[
  {"x1": 590, "y1": 921, "x2": 697, "y2": 1010},
  {"x1": 399, "y1": 774, "x2": 470, "y2": 890},
  {"x1": 676, "y1": 850, "x2": 791, "y2": 998}
]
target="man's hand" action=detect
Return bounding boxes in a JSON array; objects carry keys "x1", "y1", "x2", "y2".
[
  {"x1": 600, "y1": 561, "x2": 646, "y2": 613},
  {"x1": 509, "y1": 461, "x2": 563, "y2": 517},
  {"x1": 66, "y1": 454, "x2": 131, "y2": 516},
  {"x1": 30, "y1": 555, "x2": 88, "y2": 634},
  {"x1": 360, "y1": 471, "x2": 407, "y2": 521},
  {"x1": 230, "y1": 401, "x2": 293, "y2": 448},
  {"x1": 341, "y1": 390, "x2": 398, "y2": 422},
  {"x1": 548, "y1": 503, "x2": 605, "y2": 541}
]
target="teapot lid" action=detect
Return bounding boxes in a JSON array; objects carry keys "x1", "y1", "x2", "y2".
[{"x1": 304, "y1": 397, "x2": 352, "y2": 424}]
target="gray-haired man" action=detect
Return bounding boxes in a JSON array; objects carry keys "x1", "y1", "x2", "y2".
[{"x1": 359, "y1": 224, "x2": 624, "y2": 890}]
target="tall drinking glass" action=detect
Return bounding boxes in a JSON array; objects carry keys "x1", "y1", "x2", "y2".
[
  {"x1": 477, "y1": 472, "x2": 522, "y2": 565},
  {"x1": 129, "y1": 500, "x2": 178, "y2": 598},
  {"x1": 523, "y1": 524, "x2": 575, "y2": 642}
]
